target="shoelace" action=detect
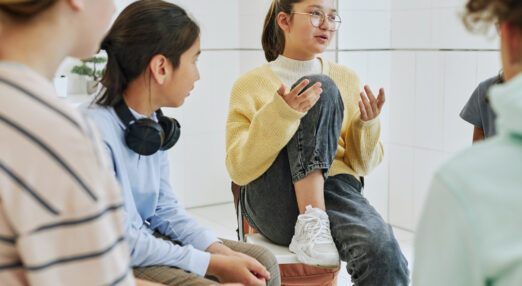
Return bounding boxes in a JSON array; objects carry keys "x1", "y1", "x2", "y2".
[{"x1": 299, "y1": 214, "x2": 333, "y2": 244}]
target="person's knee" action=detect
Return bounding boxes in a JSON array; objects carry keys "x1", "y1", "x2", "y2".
[
  {"x1": 248, "y1": 245, "x2": 281, "y2": 284},
  {"x1": 292, "y1": 74, "x2": 341, "y2": 107},
  {"x1": 251, "y1": 244, "x2": 278, "y2": 268},
  {"x1": 342, "y1": 223, "x2": 397, "y2": 262},
  {"x1": 342, "y1": 230, "x2": 396, "y2": 277},
  {"x1": 340, "y1": 227, "x2": 408, "y2": 284},
  {"x1": 294, "y1": 74, "x2": 335, "y2": 89},
  {"x1": 367, "y1": 224, "x2": 405, "y2": 266}
]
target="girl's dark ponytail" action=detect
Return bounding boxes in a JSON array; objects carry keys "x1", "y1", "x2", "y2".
[
  {"x1": 261, "y1": 0, "x2": 302, "y2": 62},
  {"x1": 97, "y1": 38, "x2": 128, "y2": 106}
]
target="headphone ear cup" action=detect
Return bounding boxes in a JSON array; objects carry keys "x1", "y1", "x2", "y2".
[
  {"x1": 158, "y1": 116, "x2": 180, "y2": 151},
  {"x1": 125, "y1": 118, "x2": 165, "y2": 156}
]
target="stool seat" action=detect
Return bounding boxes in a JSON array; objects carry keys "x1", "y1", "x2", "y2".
[{"x1": 245, "y1": 233, "x2": 299, "y2": 264}]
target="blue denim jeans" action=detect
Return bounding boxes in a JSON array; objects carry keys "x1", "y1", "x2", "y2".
[{"x1": 240, "y1": 74, "x2": 409, "y2": 285}]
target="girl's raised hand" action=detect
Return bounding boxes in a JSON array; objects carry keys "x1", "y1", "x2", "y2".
[
  {"x1": 359, "y1": 85, "x2": 386, "y2": 121},
  {"x1": 278, "y1": 79, "x2": 322, "y2": 113}
]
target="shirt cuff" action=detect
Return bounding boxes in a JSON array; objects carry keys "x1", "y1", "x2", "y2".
[
  {"x1": 189, "y1": 229, "x2": 221, "y2": 252},
  {"x1": 272, "y1": 91, "x2": 306, "y2": 121},
  {"x1": 355, "y1": 116, "x2": 379, "y2": 127},
  {"x1": 186, "y1": 248, "x2": 211, "y2": 277}
]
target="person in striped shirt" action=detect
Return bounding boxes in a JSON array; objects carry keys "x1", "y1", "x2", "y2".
[{"x1": 0, "y1": 1, "x2": 161, "y2": 285}]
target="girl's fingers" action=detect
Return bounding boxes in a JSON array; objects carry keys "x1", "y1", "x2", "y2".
[
  {"x1": 277, "y1": 84, "x2": 286, "y2": 97},
  {"x1": 312, "y1": 94, "x2": 321, "y2": 106},
  {"x1": 359, "y1": 100, "x2": 368, "y2": 121},
  {"x1": 364, "y1": 85, "x2": 379, "y2": 113},
  {"x1": 360, "y1": 92, "x2": 374, "y2": 118},
  {"x1": 360, "y1": 91, "x2": 370, "y2": 106},
  {"x1": 364, "y1": 85, "x2": 377, "y2": 102},
  {"x1": 308, "y1": 94, "x2": 321, "y2": 111},
  {"x1": 298, "y1": 82, "x2": 322, "y2": 99},
  {"x1": 297, "y1": 94, "x2": 318, "y2": 112},
  {"x1": 283, "y1": 80, "x2": 324, "y2": 112},
  {"x1": 297, "y1": 85, "x2": 321, "y2": 104},
  {"x1": 377, "y1": 88, "x2": 386, "y2": 110},
  {"x1": 288, "y1": 79, "x2": 310, "y2": 98}
]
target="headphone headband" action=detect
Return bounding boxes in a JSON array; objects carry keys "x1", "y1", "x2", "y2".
[{"x1": 114, "y1": 99, "x2": 164, "y2": 126}]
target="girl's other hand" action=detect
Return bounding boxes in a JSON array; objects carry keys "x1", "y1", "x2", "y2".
[{"x1": 359, "y1": 85, "x2": 385, "y2": 121}]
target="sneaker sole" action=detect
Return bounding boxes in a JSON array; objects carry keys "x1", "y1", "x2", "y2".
[
  {"x1": 289, "y1": 239, "x2": 340, "y2": 269},
  {"x1": 306, "y1": 262, "x2": 340, "y2": 269}
]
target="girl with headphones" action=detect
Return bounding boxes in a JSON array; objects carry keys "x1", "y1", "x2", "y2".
[
  {"x1": 84, "y1": 1, "x2": 279, "y2": 286},
  {"x1": 226, "y1": 0, "x2": 409, "y2": 284}
]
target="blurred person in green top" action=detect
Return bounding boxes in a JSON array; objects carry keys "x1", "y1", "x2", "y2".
[{"x1": 413, "y1": 0, "x2": 522, "y2": 285}]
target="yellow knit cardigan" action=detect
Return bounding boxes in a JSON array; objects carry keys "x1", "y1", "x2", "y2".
[{"x1": 226, "y1": 58, "x2": 383, "y2": 186}]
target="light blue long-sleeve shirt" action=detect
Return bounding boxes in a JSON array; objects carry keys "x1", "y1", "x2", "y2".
[
  {"x1": 413, "y1": 73, "x2": 522, "y2": 285},
  {"x1": 82, "y1": 104, "x2": 219, "y2": 276}
]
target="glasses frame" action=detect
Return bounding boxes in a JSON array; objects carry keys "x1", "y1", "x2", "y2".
[{"x1": 291, "y1": 10, "x2": 342, "y2": 31}]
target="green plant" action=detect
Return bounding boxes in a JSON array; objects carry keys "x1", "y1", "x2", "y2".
[{"x1": 71, "y1": 56, "x2": 107, "y2": 81}]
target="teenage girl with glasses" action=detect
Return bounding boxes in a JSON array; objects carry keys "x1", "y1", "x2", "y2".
[{"x1": 226, "y1": 0, "x2": 409, "y2": 285}]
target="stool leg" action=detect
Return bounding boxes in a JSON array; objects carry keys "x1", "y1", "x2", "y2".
[{"x1": 237, "y1": 199, "x2": 245, "y2": 242}]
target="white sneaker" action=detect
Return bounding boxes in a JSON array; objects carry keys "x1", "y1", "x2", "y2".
[{"x1": 289, "y1": 205, "x2": 340, "y2": 268}]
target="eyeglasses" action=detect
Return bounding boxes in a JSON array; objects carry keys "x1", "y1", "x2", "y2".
[{"x1": 291, "y1": 10, "x2": 342, "y2": 31}]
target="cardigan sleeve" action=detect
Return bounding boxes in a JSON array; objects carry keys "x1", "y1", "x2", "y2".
[
  {"x1": 225, "y1": 75, "x2": 305, "y2": 185},
  {"x1": 337, "y1": 66, "x2": 384, "y2": 176},
  {"x1": 343, "y1": 114, "x2": 384, "y2": 176}
]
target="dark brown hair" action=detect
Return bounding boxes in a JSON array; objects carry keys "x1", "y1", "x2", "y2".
[
  {"x1": 96, "y1": 0, "x2": 200, "y2": 107},
  {"x1": 0, "y1": 0, "x2": 56, "y2": 18},
  {"x1": 262, "y1": 0, "x2": 303, "y2": 62},
  {"x1": 463, "y1": 0, "x2": 522, "y2": 32}
]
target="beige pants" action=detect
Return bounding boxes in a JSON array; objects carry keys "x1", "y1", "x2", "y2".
[{"x1": 133, "y1": 235, "x2": 280, "y2": 286}]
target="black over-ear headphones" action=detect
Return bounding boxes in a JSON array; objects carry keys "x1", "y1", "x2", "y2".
[{"x1": 114, "y1": 99, "x2": 180, "y2": 156}]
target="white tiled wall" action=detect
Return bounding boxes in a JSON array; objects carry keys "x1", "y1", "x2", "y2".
[
  {"x1": 337, "y1": 0, "x2": 392, "y2": 221},
  {"x1": 238, "y1": 0, "x2": 273, "y2": 50},
  {"x1": 388, "y1": 49, "x2": 501, "y2": 230},
  {"x1": 172, "y1": 0, "x2": 240, "y2": 50},
  {"x1": 389, "y1": 144, "x2": 415, "y2": 229},
  {"x1": 337, "y1": 51, "x2": 391, "y2": 220},
  {"x1": 338, "y1": 10, "x2": 391, "y2": 50},
  {"x1": 388, "y1": 1, "x2": 501, "y2": 231},
  {"x1": 391, "y1": 0, "x2": 498, "y2": 50},
  {"x1": 163, "y1": 51, "x2": 240, "y2": 207},
  {"x1": 164, "y1": 1, "x2": 240, "y2": 207}
]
